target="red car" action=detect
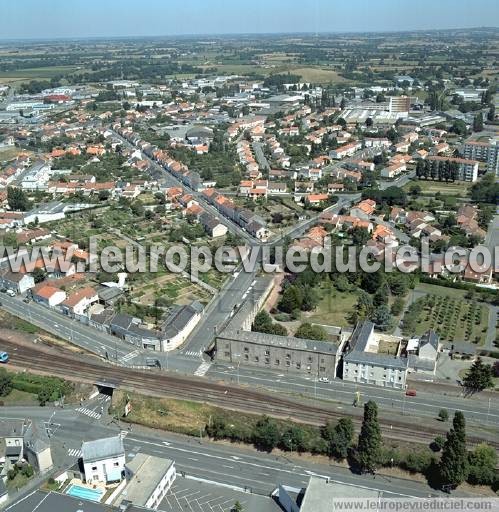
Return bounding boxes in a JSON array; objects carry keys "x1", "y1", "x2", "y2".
[{"x1": 405, "y1": 389, "x2": 417, "y2": 397}]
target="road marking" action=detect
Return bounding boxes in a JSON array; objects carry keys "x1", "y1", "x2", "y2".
[
  {"x1": 119, "y1": 349, "x2": 141, "y2": 363},
  {"x1": 76, "y1": 407, "x2": 101, "y2": 419},
  {"x1": 67, "y1": 448, "x2": 82, "y2": 458},
  {"x1": 194, "y1": 361, "x2": 212, "y2": 377}
]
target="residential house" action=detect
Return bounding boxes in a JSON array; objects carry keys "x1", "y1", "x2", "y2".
[
  {"x1": 0, "y1": 270, "x2": 35, "y2": 294},
  {"x1": 32, "y1": 285, "x2": 66, "y2": 307},
  {"x1": 82, "y1": 436, "x2": 125, "y2": 484},
  {"x1": 61, "y1": 286, "x2": 98, "y2": 316}
]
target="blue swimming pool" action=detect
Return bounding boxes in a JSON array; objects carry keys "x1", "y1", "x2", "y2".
[{"x1": 67, "y1": 484, "x2": 104, "y2": 502}]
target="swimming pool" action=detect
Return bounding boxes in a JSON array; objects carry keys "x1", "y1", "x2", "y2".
[{"x1": 67, "y1": 484, "x2": 104, "y2": 502}]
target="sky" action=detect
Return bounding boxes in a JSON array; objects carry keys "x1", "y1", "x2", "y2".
[{"x1": 2, "y1": 0, "x2": 498, "y2": 40}]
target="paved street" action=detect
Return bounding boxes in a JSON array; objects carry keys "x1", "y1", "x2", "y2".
[{"x1": 0, "y1": 404, "x2": 453, "y2": 507}]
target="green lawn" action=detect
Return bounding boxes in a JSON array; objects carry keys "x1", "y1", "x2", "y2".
[
  {"x1": 404, "y1": 180, "x2": 471, "y2": 197},
  {"x1": 0, "y1": 388, "x2": 38, "y2": 406},
  {"x1": 0, "y1": 65, "x2": 80, "y2": 80},
  {"x1": 306, "y1": 288, "x2": 358, "y2": 327}
]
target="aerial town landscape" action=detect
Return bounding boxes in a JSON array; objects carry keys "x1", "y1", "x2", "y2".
[{"x1": 0, "y1": 1, "x2": 498, "y2": 511}]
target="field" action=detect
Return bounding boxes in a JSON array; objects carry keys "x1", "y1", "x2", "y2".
[
  {"x1": 403, "y1": 290, "x2": 488, "y2": 345},
  {"x1": 0, "y1": 65, "x2": 80, "y2": 82},
  {"x1": 291, "y1": 66, "x2": 351, "y2": 84},
  {"x1": 404, "y1": 179, "x2": 471, "y2": 197},
  {"x1": 305, "y1": 288, "x2": 358, "y2": 327}
]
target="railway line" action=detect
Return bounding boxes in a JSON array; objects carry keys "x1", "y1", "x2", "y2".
[{"x1": 3, "y1": 336, "x2": 497, "y2": 448}]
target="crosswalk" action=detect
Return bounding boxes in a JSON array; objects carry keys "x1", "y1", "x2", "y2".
[
  {"x1": 184, "y1": 349, "x2": 203, "y2": 358},
  {"x1": 119, "y1": 349, "x2": 141, "y2": 364},
  {"x1": 76, "y1": 406, "x2": 102, "y2": 420},
  {"x1": 67, "y1": 448, "x2": 82, "y2": 458},
  {"x1": 194, "y1": 361, "x2": 212, "y2": 377},
  {"x1": 119, "y1": 430, "x2": 129, "y2": 440}
]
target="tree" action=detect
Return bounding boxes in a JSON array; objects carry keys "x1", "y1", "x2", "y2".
[
  {"x1": 295, "y1": 322, "x2": 328, "y2": 341},
  {"x1": 252, "y1": 310, "x2": 288, "y2": 336},
  {"x1": 280, "y1": 425, "x2": 306, "y2": 452},
  {"x1": 439, "y1": 411, "x2": 468, "y2": 489},
  {"x1": 472, "y1": 113, "x2": 483, "y2": 132},
  {"x1": 487, "y1": 104, "x2": 495, "y2": 122},
  {"x1": 31, "y1": 267, "x2": 46, "y2": 284},
  {"x1": 467, "y1": 444, "x2": 497, "y2": 485},
  {"x1": 0, "y1": 369, "x2": 13, "y2": 397},
  {"x1": 371, "y1": 305, "x2": 392, "y2": 331},
  {"x1": 324, "y1": 418, "x2": 354, "y2": 460},
  {"x1": 357, "y1": 401, "x2": 382, "y2": 473},
  {"x1": 7, "y1": 187, "x2": 30, "y2": 211},
  {"x1": 391, "y1": 297, "x2": 405, "y2": 316},
  {"x1": 232, "y1": 501, "x2": 244, "y2": 512},
  {"x1": 253, "y1": 416, "x2": 279, "y2": 452},
  {"x1": 438, "y1": 409, "x2": 449, "y2": 422},
  {"x1": 278, "y1": 285, "x2": 303, "y2": 313},
  {"x1": 463, "y1": 357, "x2": 493, "y2": 393}
]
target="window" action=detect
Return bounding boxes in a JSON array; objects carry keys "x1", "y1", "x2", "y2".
[
  {"x1": 308, "y1": 357, "x2": 313, "y2": 363},
  {"x1": 286, "y1": 353, "x2": 291, "y2": 359},
  {"x1": 244, "y1": 354, "x2": 249, "y2": 360},
  {"x1": 114, "y1": 462, "x2": 120, "y2": 467},
  {"x1": 254, "y1": 356, "x2": 259, "y2": 362},
  {"x1": 275, "y1": 359, "x2": 280, "y2": 365},
  {"x1": 224, "y1": 351, "x2": 230, "y2": 357},
  {"x1": 320, "y1": 366, "x2": 326, "y2": 372},
  {"x1": 286, "y1": 361, "x2": 290, "y2": 366},
  {"x1": 264, "y1": 350, "x2": 270, "y2": 356},
  {"x1": 92, "y1": 466, "x2": 97, "y2": 471},
  {"x1": 265, "y1": 357, "x2": 270, "y2": 364},
  {"x1": 321, "y1": 358, "x2": 325, "y2": 363},
  {"x1": 244, "y1": 347, "x2": 249, "y2": 353},
  {"x1": 296, "y1": 363, "x2": 301, "y2": 369}
]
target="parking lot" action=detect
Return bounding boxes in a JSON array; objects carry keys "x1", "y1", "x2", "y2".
[{"x1": 159, "y1": 477, "x2": 278, "y2": 512}]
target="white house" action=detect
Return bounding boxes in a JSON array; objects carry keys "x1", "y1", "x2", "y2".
[
  {"x1": 0, "y1": 270, "x2": 35, "y2": 295},
  {"x1": 32, "y1": 285, "x2": 67, "y2": 307},
  {"x1": 161, "y1": 301, "x2": 203, "y2": 351},
  {"x1": 61, "y1": 286, "x2": 98, "y2": 316},
  {"x1": 82, "y1": 436, "x2": 125, "y2": 484}
]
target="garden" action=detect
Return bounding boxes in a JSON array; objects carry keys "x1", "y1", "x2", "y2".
[{"x1": 402, "y1": 293, "x2": 488, "y2": 345}]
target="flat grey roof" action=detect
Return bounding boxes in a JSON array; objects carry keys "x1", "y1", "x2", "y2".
[
  {"x1": 301, "y1": 477, "x2": 380, "y2": 512},
  {"x1": 118, "y1": 453, "x2": 174, "y2": 507}
]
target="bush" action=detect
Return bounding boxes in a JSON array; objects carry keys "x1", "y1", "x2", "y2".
[{"x1": 438, "y1": 409, "x2": 449, "y2": 422}]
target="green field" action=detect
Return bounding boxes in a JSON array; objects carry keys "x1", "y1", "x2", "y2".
[
  {"x1": 0, "y1": 65, "x2": 80, "y2": 81},
  {"x1": 404, "y1": 179, "x2": 471, "y2": 196},
  {"x1": 306, "y1": 288, "x2": 358, "y2": 327}
]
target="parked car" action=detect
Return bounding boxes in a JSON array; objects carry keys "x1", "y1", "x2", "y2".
[
  {"x1": 0, "y1": 352, "x2": 9, "y2": 363},
  {"x1": 405, "y1": 389, "x2": 417, "y2": 397},
  {"x1": 318, "y1": 377, "x2": 330, "y2": 383},
  {"x1": 6, "y1": 290, "x2": 15, "y2": 297}
]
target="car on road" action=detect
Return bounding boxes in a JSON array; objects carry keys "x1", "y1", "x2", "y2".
[
  {"x1": 6, "y1": 290, "x2": 15, "y2": 297},
  {"x1": 0, "y1": 351, "x2": 9, "y2": 363},
  {"x1": 318, "y1": 377, "x2": 330, "y2": 383},
  {"x1": 405, "y1": 389, "x2": 417, "y2": 397},
  {"x1": 23, "y1": 296, "x2": 31, "y2": 303}
]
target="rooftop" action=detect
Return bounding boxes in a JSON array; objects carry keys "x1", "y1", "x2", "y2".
[
  {"x1": 117, "y1": 453, "x2": 174, "y2": 507},
  {"x1": 82, "y1": 435, "x2": 124, "y2": 463}
]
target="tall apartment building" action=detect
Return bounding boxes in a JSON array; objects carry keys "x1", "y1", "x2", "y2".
[
  {"x1": 426, "y1": 156, "x2": 479, "y2": 182},
  {"x1": 389, "y1": 95, "x2": 411, "y2": 114},
  {"x1": 462, "y1": 139, "x2": 499, "y2": 176}
]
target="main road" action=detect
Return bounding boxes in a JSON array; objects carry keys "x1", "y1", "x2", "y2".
[{"x1": 0, "y1": 405, "x2": 453, "y2": 505}]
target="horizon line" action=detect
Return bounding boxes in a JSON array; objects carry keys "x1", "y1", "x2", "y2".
[{"x1": 0, "y1": 25, "x2": 498, "y2": 44}]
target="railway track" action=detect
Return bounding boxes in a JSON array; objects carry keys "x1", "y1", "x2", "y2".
[{"x1": 2, "y1": 337, "x2": 497, "y2": 448}]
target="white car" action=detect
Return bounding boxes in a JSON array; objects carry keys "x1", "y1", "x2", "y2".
[
  {"x1": 318, "y1": 377, "x2": 330, "y2": 383},
  {"x1": 6, "y1": 290, "x2": 15, "y2": 297}
]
